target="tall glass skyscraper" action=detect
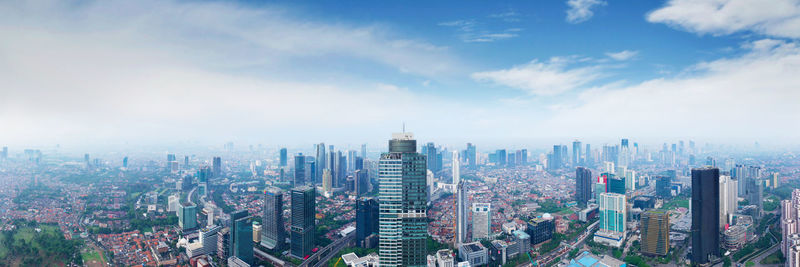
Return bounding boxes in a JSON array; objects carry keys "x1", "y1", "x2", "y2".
[
  {"x1": 294, "y1": 154, "x2": 305, "y2": 186},
  {"x1": 229, "y1": 210, "x2": 253, "y2": 265},
  {"x1": 290, "y1": 185, "x2": 315, "y2": 259},
  {"x1": 691, "y1": 167, "x2": 721, "y2": 265},
  {"x1": 379, "y1": 133, "x2": 428, "y2": 267},
  {"x1": 261, "y1": 187, "x2": 285, "y2": 250},
  {"x1": 280, "y1": 148, "x2": 288, "y2": 167},
  {"x1": 576, "y1": 167, "x2": 592, "y2": 206}
]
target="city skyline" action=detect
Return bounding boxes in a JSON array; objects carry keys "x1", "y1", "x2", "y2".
[{"x1": 2, "y1": 0, "x2": 800, "y2": 147}]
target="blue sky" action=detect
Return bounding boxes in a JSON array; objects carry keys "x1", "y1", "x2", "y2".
[{"x1": 1, "y1": 0, "x2": 799, "y2": 149}]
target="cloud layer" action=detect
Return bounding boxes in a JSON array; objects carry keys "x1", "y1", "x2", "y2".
[
  {"x1": 566, "y1": 0, "x2": 607, "y2": 24},
  {"x1": 648, "y1": 0, "x2": 800, "y2": 38}
]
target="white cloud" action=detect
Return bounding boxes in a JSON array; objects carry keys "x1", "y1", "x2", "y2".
[
  {"x1": 541, "y1": 39, "x2": 800, "y2": 143},
  {"x1": 471, "y1": 57, "x2": 604, "y2": 95},
  {"x1": 439, "y1": 18, "x2": 522, "y2": 42},
  {"x1": 605, "y1": 50, "x2": 639, "y2": 61},
  {"x1": 647, "y1": 0, "x2": 800, "y2": 38},
  {"x1": 566, "y1": 0, "x2": 607, "y2": 24}
]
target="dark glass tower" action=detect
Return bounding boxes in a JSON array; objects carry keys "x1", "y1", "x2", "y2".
[
  {"x1": 355, "y1": 197, "x2": 379, "y2": 247},
  {"x1": 212, "y1": 156, "x2": 221, "y2": 177},
  {"x1": 280, "y1": 148, "x2": 288, "y2": 167},
  {"x1": 691, "y1": 167, "x2": 720, "y2": 265},
  {"x1": 379, "y1": 133, "x2": 428, "y2": 267},
  {"x1": 606, "y1": 173, "x2": 626, "y2": 195},
  {"x1": 294, "y1": 154, "x2": 305, "y2": 186},
  {"x1": 576, "y1": 167, "x2": 592, "y2": 206},
  {"x1": 262, "y1": 187, "x2": 285, "y2": 250},
  {"x1": 229, "y1": 210, "x2": 253, "y2": 265},
  {"x1": 290, "y1": 185, "x2": 315, "y2": 259}
]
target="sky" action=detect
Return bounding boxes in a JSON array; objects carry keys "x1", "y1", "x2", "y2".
[{"x1": 1, "y1": 0, "x2": 800, "y2": 150}]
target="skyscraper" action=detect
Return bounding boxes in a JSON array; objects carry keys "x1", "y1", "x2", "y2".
[
  {"x1": 719, "y1": 175, "x2": 738, "y2": 227},
  {"x1": 641, "y1": 210, "x2": 669, "y2": 256},
  {"x1": 354, "y1": 169, "x2": 368, "y2": 196},
  {"x1": 356, "y1": 197, "x2": 379, "y2": 247},
  {"x1": 594, "y1": 192, "x2": 626, "y2": 247},
  {"x1": 452, "y1": 151, "x2": 460, "y2": 184},
  {"x1": 280, "y1": 148, "x2": 288, "y2": 167},
  {"x1": 572, "y1": 140, "x2": 582, "y2": 166},
  {"x1": 456, "y1": 181, "x2": 468, "y2": 245},
  {"x1": 322, "y1": 169, "x2": 332, "y2": 195},
  {"x1": 290, "y1": 186, "x2": 315, "y2": 259},
  {"x1": 550, "y1": 145, "x2": 563, "y2": 171},
  {"x1": 472, "y1": 203, "x2": 491, "y2": 241},
  {"x1": 691, "y1": 167, "x2": 721, "y2": 265},
  {"x1": 178, "y1": 203, "x2": 197, "y2": 230},
  {"x1": 379, "y1": 133, "x2": 428, "y2": 267},
  {"x1": 261, "y1": 187, "x2": 285, "y2": 250},
  {"x1": 466, "y1": 143, "x2": 477, "y2": 168},
  {"x1": 361, "y1": 144, "x2": 367, "y2": 160},
  {"x1": 212, "y1": 156, "x2": 221, "y2": 177},
  {"x1": 585, "y1": 144, "x2": 593, "y2": 166},
  {"x1": 229, "y1": 210, "x2": 253, "y2": 265},
  {"x1": 426, "y1": 142, "x2": 438, "y2": 173},
  {"x1": 294, "y1": 154, "x2": 305, "y2": 186},
  {"x1": 576, "y1": 167, "x2": 592, "y2": 206},
  {"x1": 315, "y1": 144, "x2": 325, "y2": 183}
]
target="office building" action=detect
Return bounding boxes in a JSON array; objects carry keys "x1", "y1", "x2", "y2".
[
  {"x1": 279, "y1": 148, "x2": 288, "y2": 167},
  {"x1": 314, "y1": 144, "x2": 325, "y2": 183},
  {"x1": 213, "y1": 157, "x2": 221, "y2": 177},
  {"x1": 356, "y1": 197, "x2": 379, "y2": 247},
  {"x1": 290, "y1": 186, "x2": 316, "y2": 259},
  {"x1": 354, "y1": 169, "x2": 368, "y2": 196},
  {"x1": 379, "y1": 133, "x2": 428, "y2": 267},
  {"x1": 261, "y1": 187, "x2": 285, "y2": 250},
  {"x1": 691, "y1": 167, "x2": 721, "y2": 265},
  {"x1": 641, "y1": 210, "x2": 669, "y2": 256},
  {"x1": 656, "y1": 176, "x2": 672, "y2": 198},
  {"x1": 576, "y1": 167, "x2": 592, "y2": 206},
  {"x1": 199, "y1": 225, "x2": 222, "y2": 256},
  {"x1": 458, "y1": 242, "x2": 488, "y2": 267},
  {"x1": 217, "y1": 227, "x2": 230, "y2": 259},
  {"x1": 168, "y1": 195, "x2": 180, "y2": 213},
  {"x1": 322, "y1": 169, "x2": 333, "y2": 195},
  {"x1": 719, "y1": 175, "x2": 738, "y2": 227},
  {"x1": 466, "y1": 143, "x2": 477, "y2": 168},
  {"x1": 294, "y1": 154, "x2": 305, "y2": 186},
  {"x1": 178, "y1": 203, "x2": 198, "y2": 231},
  {"x1": 594, "y1": 193, "x2": 626, "y2": 247},
  {"x1": 456, "y1": 181, "x2": 467, "y2": 245},
  {"x1": 229, "y1": 210, "x2": 253, "y2": 265},
  {"x1": 472, "y1": 203, "x2": 491, "y2": 241},
  {"x1": 526, "y1": 216, "x2": 554, "y2": 246},
  {"x1": 573, "y1": 140, "x2": 582, "y2": 166},
  {"x1": 606, "y1": 173, "x2": 625, "y2": 195}
]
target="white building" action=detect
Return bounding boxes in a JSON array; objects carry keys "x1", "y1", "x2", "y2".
[
  {"x1": 719, "y1": 175, "x2": 738, "y2": 227},
  {"x1": 472, "y1": 203, "x2": 491, "y2": 241},
  {"x1": 457, "y1": 181, "x2": 468, "y2": 245},
  {"x1": 167, "y1": 195, "x2": 179, "y2": 213}
]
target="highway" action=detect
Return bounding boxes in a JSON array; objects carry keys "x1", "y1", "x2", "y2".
[{"x1": 298, "y1": 232, "x2": 356, "y2": 267}]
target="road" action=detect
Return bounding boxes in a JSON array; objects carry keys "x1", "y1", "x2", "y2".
[
  {"x1": 530, "y1": 220, "x2": 599, "y2": 266},
  {"x1": 298, "y1": 232, "x2": 355, "y2": 267},
  {"x1": 746, "y1": 244, "x2": 779, "y2": 266}
]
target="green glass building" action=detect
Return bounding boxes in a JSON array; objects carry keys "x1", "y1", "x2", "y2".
[
  {"x1": 290, "y1": 185, "x2": 316, "y2": 259},
  {"x1": 379, "y1": 133, "x2": 428, "y2": 267},
  {"x1": 178, "y1": 203, "x2": 197, "y2": 230}
]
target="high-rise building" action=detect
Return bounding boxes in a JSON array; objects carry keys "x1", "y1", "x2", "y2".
[
  {"x1": 656, "y1": 176, "x2": 672, "y2": 198},
  {"x1": 719, "y1": 175, "x2": 738, "y2": 228},
  {"x1": 122, "y1": 156, "x2": 128, "y2": 168},
  {"x1": 426, "y1": 142, "x2": 438, "y2": 173},
  {"x1": 456, "y1": 180, "x2": 468, "y2": 245},
  {"x1": 294, "y1": 154, "x2": 305, "y2": 186},
  {"x1": 594, "y1": 193, "x2": 626, "y2": 247},
  {"x1": 747, "y1": 178, "x2": 763, "y2": 218},
  {"x1": 280, "y1": 148, "x2": 288, "y2": 167},
  {"x1": 261, "y1": 187, "x2": 285, "y2": 250},
  {"x1": 573, "y1": 140, "x2": 582, "y2": 166},
  {"x1": 550, "y1": 145, "x2": 563, "y2": 171},
  {"x1": 379, "y1": 133, "x2": 428, "y2": 267},
  {"x1": 1, "y1": 146, "x2": 7, "y2": 160},
  {"x1": 356, "y1": 197, "x2": 379, "y2": 247},
  {"x1": 691, "y1": 167, "x2": 721, "y2": 265},
  {"x1": 585, "y1": 144, "x2": 593, "y2": 166},
  {"x1": 606, "y1": 173, "x2": 625, "y2": 195},
  {"x1": 213, "y1": 156, "x2": 222, "y2": 177},
  {"x1": 361, "y1": 144, "x2": 367, "y2": 160},
  {"x1": 576, "y1": 167, "x2": 592, "y2": 206},
  {"x1": 466, "y1": 143, "x2": 477, "y2": 168},
  {"x1": 322, "y1": 169, "x2": 333, "y2": 195},
  {"x1": 179, "y1": 203, "x2": 198, "y2": 230},
  {"x1": 290, "y1": 186, "x2": 316, "y2": 259},
  {"x1": 232, "y1": 215, "x2": 254, "y2": 265},
  {"x1": 315, "y1": 144, "x2": 325, "y2": 183},
  {"x1": 527, "y1": 217, "x2": 555, "y2": 245},
  {"x1": 472, "y1": 203, "x2": 491, "y2": 241},
  {"x1": 354, "y1": 169, "x2": 368, "y2": 196},
  {"x1": 641, "y1": 210, "x2": 669, "y2": 256}
]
